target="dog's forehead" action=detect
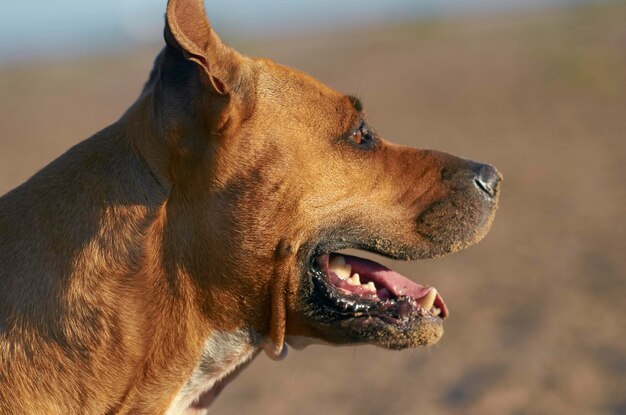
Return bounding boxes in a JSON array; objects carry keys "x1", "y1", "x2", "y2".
[{"x1": 250, "y1": 58, "x2": 357, "y2": 135}]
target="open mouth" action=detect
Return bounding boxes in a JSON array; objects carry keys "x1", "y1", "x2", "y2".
[{"x1": 310, "y1": 252, "x2": 448, "y2": 325}]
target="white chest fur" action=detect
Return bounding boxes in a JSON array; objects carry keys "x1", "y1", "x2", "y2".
[{"x1": 165, "y1": 330, "x2": 261, "y2": 415}]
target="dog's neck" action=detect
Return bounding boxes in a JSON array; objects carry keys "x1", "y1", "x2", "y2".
[
  {"x1": 117, "y1": 96, "x2": 282, "y2": 412},
  {"x1": 164, "y1": 330, "x2": 263, "y2": 414},
  {"x1": 0, "y1": 92, "x2": 272, "y2": 412}
]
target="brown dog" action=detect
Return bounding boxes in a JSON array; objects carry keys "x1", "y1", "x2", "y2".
[{"x1": 0, "y1": 1, "x2": 500, "y2": 413}]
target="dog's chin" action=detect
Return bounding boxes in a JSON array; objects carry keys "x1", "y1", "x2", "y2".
[{"x1": 297, "y1": 250, "x2": 447, "y2": 349}]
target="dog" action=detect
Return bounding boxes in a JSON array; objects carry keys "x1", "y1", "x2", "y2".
[{"x1": 0, "y1": 0, "x2": 501, "y2": 413}]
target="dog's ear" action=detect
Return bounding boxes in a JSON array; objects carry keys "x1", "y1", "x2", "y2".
[{"x1": 164, "y1": 0, "x2": 239, "y2": 95}]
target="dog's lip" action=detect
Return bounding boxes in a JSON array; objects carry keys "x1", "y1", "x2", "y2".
[{"x1": 313, "y1": 252, "x2": 448, "y2": 319}]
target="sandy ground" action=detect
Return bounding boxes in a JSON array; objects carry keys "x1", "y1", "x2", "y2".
[{"x1": 1, "y1": 2, "x2": 625, "y2": 414}]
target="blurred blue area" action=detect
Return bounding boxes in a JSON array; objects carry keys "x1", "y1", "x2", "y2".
[{"x1": 0, "y1": 0, "x2": 585, "y2": 63}]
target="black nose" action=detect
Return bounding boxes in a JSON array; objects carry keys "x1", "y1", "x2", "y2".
[{"x1": 473, "y1": 163, "x2": 501, "y2": 198}]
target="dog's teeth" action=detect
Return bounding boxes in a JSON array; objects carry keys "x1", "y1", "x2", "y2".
[
  {"x1": 336, "y1": 265, "x2": 351, "y2": 280},
  {"x1": 329, "y1": 256, "x2": 351, "y2": 280},
  {"x1": 432, "y1": 307, "x2": 441, "y2": 316},
  {"x1": 347, "y1": 273, "x2": 361, "y2": 286},
  {"x1": 329, "y1": 255, "x2": 346, "y2": 268},
  {"x1": 417, "y1": 288, "x2": 437, "y2": 309},
  {"x1": 365, "y1": 282, "x2": 376, "y2": 292}
]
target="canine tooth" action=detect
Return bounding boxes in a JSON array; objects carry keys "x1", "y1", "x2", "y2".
[
  {"x1": 329, "y1": 256, "x2": 351, "y2": 280},
  {"x1": 338, "y1": 266, "x2": 352, "y2": 280},
  {"x1": 417, "y1": 288, "x2": 437, "y2": 309},
  {"x1": 432, "y1": 307, "x2": 441, "y2": 316},
  {"x1": 329, "y1": 255, "x2": 346, "y2": 268},
  {"x1": 347, "y1": 273, "x2": 361, "y2": 286}
]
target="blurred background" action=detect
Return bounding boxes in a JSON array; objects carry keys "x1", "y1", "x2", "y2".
[{"x1": 1, "y1": 0, "x2": 625, "y2": 414}]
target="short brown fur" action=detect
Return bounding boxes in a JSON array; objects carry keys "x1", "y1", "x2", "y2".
[{"x1": 0, "y1": 1, "x2": 500, "y2": 413}]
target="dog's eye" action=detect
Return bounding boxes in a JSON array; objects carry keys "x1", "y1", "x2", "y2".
[{"x1": 350, "y1": 124, "x2": 373, "y2": 146}]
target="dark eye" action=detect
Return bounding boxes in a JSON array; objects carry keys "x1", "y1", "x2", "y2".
[{"x1": 350, "y1": 123, "x2": 373, "y2": 146}]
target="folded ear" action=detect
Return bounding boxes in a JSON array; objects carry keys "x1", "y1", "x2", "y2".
[{"x1": 165, "y1": 0, "x2": 240, "y2": 95}]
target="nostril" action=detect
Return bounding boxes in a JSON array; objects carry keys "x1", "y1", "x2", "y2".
[{"x1": 474, "y1": 164, "x2": 501, "y2": 198}]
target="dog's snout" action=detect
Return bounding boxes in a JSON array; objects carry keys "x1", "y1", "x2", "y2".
[{"x1": 473, "y1": 163, "x2": 501, "y2": 198}]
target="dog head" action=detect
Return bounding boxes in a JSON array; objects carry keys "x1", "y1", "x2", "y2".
[{"x1": 140, "y1": 0, "x2": 501, "y2": 355}]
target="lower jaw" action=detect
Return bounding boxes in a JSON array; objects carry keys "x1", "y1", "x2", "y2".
[
  {"x1": 306, "y1": 307, "x2": 444, "y2": 349},
  {"x1": 306, "y1": 273, "x2": 445, "y2": 348}
]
